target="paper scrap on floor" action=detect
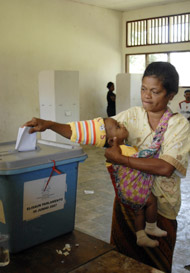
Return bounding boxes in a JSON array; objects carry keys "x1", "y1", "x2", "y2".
[
  {"x1": 84, "y1": 190, "x2": 94, "y2": 194},
  {"x1": 15, "y1": 127, "x2": 37, "y2": 151}
]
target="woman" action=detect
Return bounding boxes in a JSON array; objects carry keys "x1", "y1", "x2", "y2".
[
  {"x1": 106, "y1": 82, "x2": 116, "y2": 117},
  {"x1": 24, "y1": 62, "x2": 190, "y2": 273},
  {"x1": 105, "y1": 62, "x2": 190, "y2": 273}
]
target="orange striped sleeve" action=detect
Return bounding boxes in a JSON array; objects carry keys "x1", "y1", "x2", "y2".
[
  {"x1": 78, "y1": 122, "x2": 82, "y2": 143},
  {"x1": 84, "y1": 121, "x2": 89, "y2": 144},
  {"x1": 92, "y1": 120, "x2": 96, "y2": 145}
]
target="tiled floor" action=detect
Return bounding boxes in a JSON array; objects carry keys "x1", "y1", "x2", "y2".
[
  {"x1": 75, "y1": 145, "x2": 114, "y2": 243},
  {"x1": 75, "y1": 145, "x2": 190, "y2": 273}
]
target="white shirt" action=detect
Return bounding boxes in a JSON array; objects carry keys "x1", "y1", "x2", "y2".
[{"x1": 179, "y1": 100, "x2": 190, "y2": 120}]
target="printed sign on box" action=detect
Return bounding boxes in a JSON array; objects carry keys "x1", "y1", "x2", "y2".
[{"x1": 23, "y1": 174, "x2": 67, "y2": 221}]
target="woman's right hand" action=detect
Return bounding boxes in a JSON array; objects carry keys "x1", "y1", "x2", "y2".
[
  {"x1": 23, "y1": 117, "x2": 53, "y2": 134},
  {"x1": 105, "y1": 137, "x2": 123, "y2": 165}
]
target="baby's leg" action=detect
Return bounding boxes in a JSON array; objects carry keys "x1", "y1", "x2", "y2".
[
  {"x1": 135, "y1": 209, "x2": 159, "y2": 248},
  {"x1": 145, "y1": 193, "x2": 167, "y2": 237}
]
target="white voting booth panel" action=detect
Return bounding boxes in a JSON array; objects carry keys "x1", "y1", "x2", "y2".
[
  {"x1": 116, "y1": 73, "x2": 142, "y2": 114},
  {"x1": 39, "y1": 71, "x2": 79, "y2": 144}
]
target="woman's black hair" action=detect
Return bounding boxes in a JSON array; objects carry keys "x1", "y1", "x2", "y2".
[
  {"x1": 107, "y1": 82, "x2": 114, "y2": 89},
  {"x1": 142, "y1": 62, "x2": 179, "y2": 95}
]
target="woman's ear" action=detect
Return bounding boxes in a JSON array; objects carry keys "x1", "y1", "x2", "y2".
[{"x1": 168, "y1": 92, "x2": 176, "y2": 101}]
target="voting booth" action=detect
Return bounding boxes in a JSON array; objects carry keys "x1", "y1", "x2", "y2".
[{"x1": 0, "y1": 141, "x2": 87, "y2": 253}]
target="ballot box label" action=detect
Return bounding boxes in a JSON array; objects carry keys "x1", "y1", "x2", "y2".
[{"x1": 23, "y1": 174, "x2": 67, "y2": 221}]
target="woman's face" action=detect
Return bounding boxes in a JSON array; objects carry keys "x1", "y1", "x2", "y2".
[{"x1": 141, "y1": 76, "x2": 174, "y2": 113}]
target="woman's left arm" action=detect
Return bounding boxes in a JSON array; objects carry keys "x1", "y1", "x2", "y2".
[{"x1": 105, "y1": 138, "x2": 175, "y2": 177}]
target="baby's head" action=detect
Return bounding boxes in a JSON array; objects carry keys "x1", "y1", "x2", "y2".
[
  {"x1": 69, "y1": 117, "x2": 128, "y2": 148},
  {"x1": 104, "y1": 118, "x2": 128, "y2": 147}
]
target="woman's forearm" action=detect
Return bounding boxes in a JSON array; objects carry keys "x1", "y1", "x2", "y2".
[
  {"x1": 115, "y1": 155, "x2": 175, "y2": 177},
  {"x1": 104, "y1": 143, "x2": 175, "y2": 177}
]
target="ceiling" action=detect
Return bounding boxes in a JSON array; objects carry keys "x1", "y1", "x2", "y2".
[{"x1": 69, "y1": 0, "x2": 189, "y2": 11}]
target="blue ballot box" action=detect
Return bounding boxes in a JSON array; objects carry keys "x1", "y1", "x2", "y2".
[{"x1": 0, "y1": 141, "x2": 87, "y2": 253}]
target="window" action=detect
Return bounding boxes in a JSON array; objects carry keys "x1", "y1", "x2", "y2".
[
  {"x1": 148, "y1": 53, "x2": 168, "y2": 64},
  {"x1": 129, "y1": 55, "x2": 145, "y2": 73},
  {"x1": 127, "y1": 13, "x2": 190, "y2": 47},
  {"x1": 170, "y1": 52, "x2": 190, "y2": 86},
  {"x1": 147, "y1": 17, "x2": 169, "y2": 44},
  {"x1": 126, "y1": 51, "x2": 190, "y2": 87},
  {"x1": 170, "y1": 14, "x2": 190, "y2": 42}
]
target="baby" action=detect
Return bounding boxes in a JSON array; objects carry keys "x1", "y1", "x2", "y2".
[{"x1": 69, "y1": 117, "x2": 167, "y2": 248}]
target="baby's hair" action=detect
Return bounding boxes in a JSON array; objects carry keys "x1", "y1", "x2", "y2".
[{"x1": 184, "y1": 89, "x2": 190, "y2": 94}]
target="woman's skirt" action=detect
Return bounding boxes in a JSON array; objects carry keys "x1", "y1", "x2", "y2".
[{"x1": 110, "y1": 197, "x2": 177, "y2": 273}]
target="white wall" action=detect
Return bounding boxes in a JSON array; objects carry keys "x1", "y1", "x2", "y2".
[
  {"x1": 1, "y1": 0, "x2": 190, "y2": 142},
  {"x1": 0, "y1": 0, "x2": 122, "y2": 141},
  {"x1": 121, "y1": 1, "x2": 190, "y2": 113}
]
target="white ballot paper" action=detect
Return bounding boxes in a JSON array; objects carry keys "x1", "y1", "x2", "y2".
[{"x1": 15, "y1": 127, "x2": 37, "y2": 151}]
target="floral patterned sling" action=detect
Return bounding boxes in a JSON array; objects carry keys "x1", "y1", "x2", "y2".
[{"x1": 107, "y1": 108, "x2": 173, "y2": 211}]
